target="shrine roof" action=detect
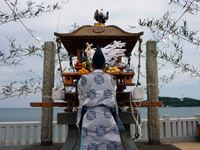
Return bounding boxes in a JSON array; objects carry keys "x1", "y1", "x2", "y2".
[{"x1": 54, "y1": 24, "x2": 143, "y2": 56}]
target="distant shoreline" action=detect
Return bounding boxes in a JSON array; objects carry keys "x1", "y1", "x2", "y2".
[{"x1": 159, "y1": 96, "x2": 200, "y2": 107}]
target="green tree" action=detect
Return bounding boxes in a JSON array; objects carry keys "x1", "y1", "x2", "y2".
[
  {"x1": 137, "y1": 0, "x2": 200, "y2": 87},
  {"x1": 0, "y1": 0, "x2": 65, "y2": 100}
]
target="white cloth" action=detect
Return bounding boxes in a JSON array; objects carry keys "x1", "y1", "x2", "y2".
[
  {"x1": 77, "y1": 69, "x2": 122, "y2": 150},
  {"x1": 131, "y1": 85, "x2": 144, "y2": 101}
]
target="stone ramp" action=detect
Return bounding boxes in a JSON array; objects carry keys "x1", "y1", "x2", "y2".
[{"x1": 58, "y1": 111, "x2": 140, "y2": 150}]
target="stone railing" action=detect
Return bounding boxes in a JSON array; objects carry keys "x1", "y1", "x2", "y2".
[
  {"x1": 0, "y1": 115, "x2": 200, "y2": 145},
  {"x1": 131, "y1": 114, "x2": 200, "y2": 142},
  {"x1": 0, "y1": 121, "x2": 67, "y2": 145}
]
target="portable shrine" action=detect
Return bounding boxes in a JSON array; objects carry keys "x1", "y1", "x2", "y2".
[
  {"x1": 54, "y1": 23, "x2": 143, "y2": 111},
  {"x1": 30, "y1": 11, "x2": 163, "y2": 148}
]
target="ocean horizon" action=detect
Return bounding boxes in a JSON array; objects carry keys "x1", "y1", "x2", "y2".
[{"x1": 1, "y1": 107, "x2": 200, "y2": 122}]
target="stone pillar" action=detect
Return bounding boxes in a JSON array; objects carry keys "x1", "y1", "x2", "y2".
[
  {"x1": 195, "y1": 114, "x2": 200, "y2": 123},
  {"x1": 196, "y1": 114, "x2": 200, "y2": 138},
  {"x1": 163, "y1": 114, "x2": 170, "y2": 138},
  {"x1": 146, "y1": 41, "x2": 160, "y2": 144},
  {"x1": 41, "y1": 42, "x2": 56, "y2": 145}
]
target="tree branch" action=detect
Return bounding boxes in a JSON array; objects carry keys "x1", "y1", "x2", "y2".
[
  {"x1": 1, "y1": 0, "x2": 62, "y2": 25},
  {"x1": 0, "y1": 37, "x2": 43, "y2": 66},
  {"x1": 0, "y1": 76, "x2": 42, "y2": 100}
]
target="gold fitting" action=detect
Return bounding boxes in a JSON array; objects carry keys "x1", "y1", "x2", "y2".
[{"x1": 94, "y1": 23, "x2": 105, "y2": 27}]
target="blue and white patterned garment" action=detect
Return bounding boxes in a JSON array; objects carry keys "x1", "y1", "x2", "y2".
[{"x1": 77, "y1": 69, "x2": 122, "y2": 150}]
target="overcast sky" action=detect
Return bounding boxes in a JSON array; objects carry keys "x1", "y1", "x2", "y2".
[{"x1": 0, "y1": 0, "x2": 200, "y2": 108}]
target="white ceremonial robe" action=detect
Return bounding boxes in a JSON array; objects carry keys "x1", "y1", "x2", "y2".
[{"x1": 77, "y1": 69, "x2": 122, "y2": 150}]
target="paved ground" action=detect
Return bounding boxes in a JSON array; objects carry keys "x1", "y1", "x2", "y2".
[
  {"x1": 172, "y1": 142, "x2": 200, "y2": 150},
  {"x1": 0, "y1": 142, "x2": 200, "y2": 150},
  {"x1": 0, "y1": 144, "x2": 62, "y2": 150},
  {"x1": 135, "y1": 142, "x2": 181, "y2": 150}
]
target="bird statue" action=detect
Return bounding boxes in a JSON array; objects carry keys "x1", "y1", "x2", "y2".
[{"x1": 94, "y1": 9, "x2": 109, "y2": 24}]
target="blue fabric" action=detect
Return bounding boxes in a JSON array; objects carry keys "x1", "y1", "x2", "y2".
[
  {"x1": 80, "y1": 134, "x2": 83, "y2": 150},
  {"x1": 77, "y1": 70, "x2": 122, "y2": 149},
  {"x1": 110, "y1": 107, "x2": 125, "y2": 132},
  {"x1": 79, "y1": 105, "x2": 87, "y2": 130},
  {"x1": 79, "y1": 105, "x2": 125, "y2": 132}
]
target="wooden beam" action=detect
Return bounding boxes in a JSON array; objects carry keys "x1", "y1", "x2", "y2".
[
  {"x1": 131, "y1": 101, "x2": 163, "y2": 107},
  {"x1": 30, "y1": 101, "x2": 162, "y2": 108},
  {"x1": 30, "y1": 102, "x2": 68, "y2": 107}
]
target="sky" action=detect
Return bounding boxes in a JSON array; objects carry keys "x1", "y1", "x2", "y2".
[{"x1": 0, "y1": 0, "x2": 200, "y2": 108}]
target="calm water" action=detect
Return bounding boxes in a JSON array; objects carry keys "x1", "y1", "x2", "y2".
[{"x1": 0, "y1": 107, "x2": 200, "y2": 122}]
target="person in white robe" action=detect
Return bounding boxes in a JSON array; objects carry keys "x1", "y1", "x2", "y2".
[{"x1": 77, "y1": 46, "x2": 122, "y2": 150}]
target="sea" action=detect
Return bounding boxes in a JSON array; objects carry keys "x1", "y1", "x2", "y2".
[{"x1": 0, "y1": 107, "x2": 200, "y2": 122}]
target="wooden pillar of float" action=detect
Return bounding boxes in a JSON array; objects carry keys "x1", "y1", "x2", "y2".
[
  {"x1": 146, "y1": 41, "x2": 161, "y2": 144},
  {"x1": 41, "y1": 42, "x2": 56, "y2": 145}
]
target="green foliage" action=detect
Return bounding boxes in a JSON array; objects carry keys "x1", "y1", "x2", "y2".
[
  {"x1": 138, "y1": 0, "x2": 200, "y2": 80},
  {"x1": 0, "y1": 38, "x2": 42, "y2": 66},
  {"x1": 0, "y1": 76, "x2": 41, "y2": 100},
  {"x1": 1, "y1": 0, "x2": 62, "y2": 25},
  {"x1": 0, "y1": 0, "x2": 64, "y2": 100}
]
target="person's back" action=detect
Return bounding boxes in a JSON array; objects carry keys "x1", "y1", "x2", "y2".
[
  {"x1": 77, "y1": 47, "x2": 122, "y2": 150},
  {"x1": 78, "y1": 70, "x2": 117, "y2": 108}
]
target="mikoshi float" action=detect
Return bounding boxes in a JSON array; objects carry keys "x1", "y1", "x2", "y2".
[{"x1": 30, "y1": 10, "x2": 162, "y2": 148}]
